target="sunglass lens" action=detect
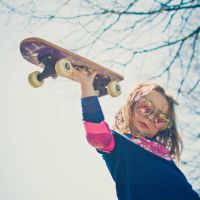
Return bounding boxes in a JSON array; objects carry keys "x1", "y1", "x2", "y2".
[
  {"x1": 155, "y1": 114, "x2": 170, "y2": 129},
  {"x1": 137, "y1": 98, "x2": 153, "y2": 115}
]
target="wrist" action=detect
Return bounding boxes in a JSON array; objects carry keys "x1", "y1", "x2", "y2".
[{"x1": 81, "y1": 83, "x2": 95, "y2": 98}]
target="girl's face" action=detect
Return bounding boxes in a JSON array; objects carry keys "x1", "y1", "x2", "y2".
[{"x1": 132, "y1": 90, "x2": 169, "y2": 138}]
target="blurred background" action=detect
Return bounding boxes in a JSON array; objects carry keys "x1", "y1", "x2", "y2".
[{"x1": 0, "y1": 1, "x2": 199, "y2": 199}]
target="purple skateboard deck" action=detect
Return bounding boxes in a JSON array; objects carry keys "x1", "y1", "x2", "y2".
[{"x1": 20, "y1": 37, "x2": 124, "y2": 97}]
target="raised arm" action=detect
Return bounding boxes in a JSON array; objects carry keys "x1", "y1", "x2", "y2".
[{"x1": 73, "y1": 69, "x2": 115, "y2": 153}]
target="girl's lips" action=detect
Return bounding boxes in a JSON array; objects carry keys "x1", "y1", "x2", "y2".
[{"x1": 138, "y1": 121, "x2": 149, "y2": 129}]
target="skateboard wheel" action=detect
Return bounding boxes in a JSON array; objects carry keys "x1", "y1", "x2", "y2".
[
  {"x1": 28, "y1": 71, "x2": 44, "y2": 88},
  {"x1": 55, "y1": 58, "x2": 74, "y2": 77},
  {"x1": 94, "y1": 90, "x2": 100, "y2": 97},
  {"x1": 107, "y1": 81, "x2": 121, "y2": 97}
]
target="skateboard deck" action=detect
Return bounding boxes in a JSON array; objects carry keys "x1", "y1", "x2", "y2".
[{"x1": 20, "y1": 37, "x2": 124, "y2": 97}]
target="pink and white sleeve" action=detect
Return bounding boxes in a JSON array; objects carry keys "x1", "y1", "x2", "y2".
[{"x1": 83, "y1": 120, "x2": 115, "y2": 153}]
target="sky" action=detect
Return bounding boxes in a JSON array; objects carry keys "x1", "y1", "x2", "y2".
[{"x1": 0, "y1": 1, "x2": 199, "y2": 199}]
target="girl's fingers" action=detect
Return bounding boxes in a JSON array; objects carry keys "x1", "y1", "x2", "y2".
[
  {"x1": 72, "y1": 69, "x2": 98, "y2": 84},
  {"x1": 90, "y1": 70, "x2": 98, "y2": 79}
]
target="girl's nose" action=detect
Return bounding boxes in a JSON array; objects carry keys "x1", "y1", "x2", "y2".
[{"x1": 147, "y1": 113, "x2": 155, "y2": 121}]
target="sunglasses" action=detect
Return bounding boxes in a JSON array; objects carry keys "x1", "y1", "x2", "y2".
[{"x1": 134, "y1": 97, "x2": 172, "y2": 130}]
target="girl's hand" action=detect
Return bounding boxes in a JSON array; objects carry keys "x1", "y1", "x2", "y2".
[
  {"x1": 72, "y1": 69, "x2": 98, "y2": 98},
  {"x1": 72, "y1": 69, "x2": 97, "y2": 85}
]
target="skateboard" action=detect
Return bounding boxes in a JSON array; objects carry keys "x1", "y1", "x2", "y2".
[{"x1": 20, "y1": 37, "x2": 124, "y2": 97}]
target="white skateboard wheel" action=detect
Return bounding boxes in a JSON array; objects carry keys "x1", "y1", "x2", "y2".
[
  {"x1": 28, "y1": 71, "x2": 44, "y2": 88},
  {"x1": 55, "y1": 58, "x2": 74, "y2": 77},
  {"x1": 107, "y1": 81, "x2": 121, "y2": 97}
]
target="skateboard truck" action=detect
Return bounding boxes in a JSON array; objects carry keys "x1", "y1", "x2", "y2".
[{"x1": 37, "y1": 54, "x2": 58, "y2": 80}]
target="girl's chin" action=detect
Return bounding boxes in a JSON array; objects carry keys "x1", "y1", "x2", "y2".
[
  {"x1": 135, "y1": 127, "x2": 156, "y2": 138},
  {"x1": 143, "y1": 131, "x2": 157, "y2": 138}
]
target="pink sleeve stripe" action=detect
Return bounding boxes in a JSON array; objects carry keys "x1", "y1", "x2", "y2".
[{"x1": 83, "y1": 120, "x2": 115, "y2": 153}]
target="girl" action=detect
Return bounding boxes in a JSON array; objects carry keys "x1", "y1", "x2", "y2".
[{"x1": 73, "y1": 70, "x2": 200, "y2": 200}]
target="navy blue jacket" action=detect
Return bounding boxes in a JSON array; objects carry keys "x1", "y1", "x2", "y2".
[{"x1": 81, "y1": 96, "x2": 200, "y2": 200}]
